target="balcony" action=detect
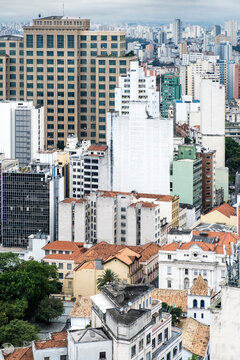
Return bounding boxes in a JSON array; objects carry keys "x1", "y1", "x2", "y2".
[{"x1": 152, "y1": 327, "x2": 182, "y2": 359}]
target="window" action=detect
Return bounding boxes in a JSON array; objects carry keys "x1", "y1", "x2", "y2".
[
  {"x1": 173, "y1": 346, "x2": 178, "y2": 357},
  {"x1": 167, "y1": 267, "x2": 171, "y2": 274},
  {"x1": 146, "y1": 333, "x2": 151, "y2": 345},
  {"x1": 67, "y1": 263, "x2": 72, "y2": 270},
  {"x1": 59, "y1": 273, "x2": 63, "y2": 279},
  {"x1": 158, "y1": 332, "x2": 162, "y2": 344},
  {"x1": 99, "y1": 353, "x2": 106, "y2": 359},
  {"x1": 146, "y1": 353, "x2": 151, "y2": 360},
  {"x1": 184, "y1": 278, "x2": 189, "y2": 289},
  {"x1": 68, "y1": 35, "x2": 74, "y2": 48},
  {"x1": 139, "y1": 339, "x2": 144, "y2": 351},
  {"x1": 168, "y1": 254, "x2": 171, "y2": 260},
  {"x1": 193, "y1": 299, "x2": 198, "y2": 308},
  {"x1": 194, "y1": 312, "x2": 196, "y2": 319},
  {"x1": 26, "y1": 34, "x2": 33, "y2": 48},
  {"x1": 37, "y1": 34, "x2": 43, "y2": 48},
  {"x1": 185, "y1": 269, "x2": 188, "y2": 275},
  {"x1": 221, "y1": 270, "x2": 225, "y2": 278},
  {"x1": 179, "y1": 341, "x2": 182, "y2": 351},
  {"x1": 200, "y1": 300, "x2": 205, "y2": 309},
  {"x1": 131, "y1": 345, "x2": 136, "y2": 358},
  {"x1": 47, "y1": 34, "x2": 54, "y2": 48},
  {"x1": 44, "y1": 357, "x2": 49, "y2": 360},
  {"x1": 152, "y1": 338, "x2": 155, "y2": 349},
  {"x1": 58, "y1": 263, "x2": 63, "y2": 269},
  {"x1": 167, "y1": 280, "x2": 171, "y2": 288},
  {"x1": 57, "y1": 35, "x2": 64, "y2": 48},
  {"x1": 164, "y1": 328, "x2": 168, "y2": 341},
  {"x1": 60, "y1": 356, "x2": 67, "y2": 360}
]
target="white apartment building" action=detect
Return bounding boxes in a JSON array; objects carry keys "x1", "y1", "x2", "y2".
[
  {"x1": 69, "y1": 144, "x2": 109, "y2": 198},
  {"x1": 224, "y1": 20, "x2": 238, "y2": 46},
  {"x1": 115, "y1": 61, "x2": 159, "y2": 117},
  {"x1": 158, "y1": 231, "x2": 238, "y2": 292},
  {"x1": 175, "y1": 95, "x2": 200, "y2": 125},
  {"x1": 0, "y1": 101, "x2": 44, "y2": 166},
  {"x1": 58, "y1": 191, "x2": 179, "y2": 245},
  {"x1": 107, "y1": 61, "x2": 173, "y2": 195},
  {"x1": 91, "y1": 284, "x2": 182, "y2": 360}
]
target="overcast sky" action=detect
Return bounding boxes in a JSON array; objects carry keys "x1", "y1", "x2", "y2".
[{"x1": 1, "y1": 0, "x2": 240, "y2": 24}]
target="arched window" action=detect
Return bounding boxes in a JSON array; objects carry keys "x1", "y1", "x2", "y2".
[
  {"x1": 200, "y1": 300, "x2": 205, "y2": 308},
  {"x1": 204, "y1": 278, "x2": 208, "y2": 285},
  {"x1": 193, "y1": 299, "x2": 198, "y2": 308},
  {"x1": 184, "y1": 278, "x2": 189, "y2": 290},
  {"x1": 193, "y1": 278, "x2": 197, "y2": 284}
]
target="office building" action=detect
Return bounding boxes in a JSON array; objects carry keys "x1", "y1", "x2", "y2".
[
  {"x1": 107, "y1": 62, "x2": 173, "y2": 195},
  {"x1": 0, "y1": 17, "x2": 136, "y2": 148},
  {"x1": 2, "y1": 151, "x2": 64, "y2": 247},
  {"x1": 173, "y1": 19, "x2": 182, "y2": 45},
  {"x1": 224, "y1": 20, "x2": 238, "y2": 46},
  {"x1": 0, "y1": 101, "x2": 44, "y2": 166},
  {"x1": 58, "y1": 191, "x2": 179, "y2": 245},
  {"x1": 170, "y1": 145, "x2": 202, "y2": 219},
  {"x1": 234, "y1": 62, "x2": 240, "y2": 98},
  {"x1": 161, "y1": 74, "x2": 181, "y2": 118},
  {"x1": 213, "y1": 25, "x2": 221, "y2": 37}
]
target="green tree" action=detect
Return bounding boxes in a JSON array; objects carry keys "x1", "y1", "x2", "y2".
[
  {"x1": 0, "y1": 253, "x2": 22, "y2": 272},
  {"x1": 185, "y1": 136, "x2": 191, "y2": 144},
  {"x1": 97, "y1": 269, "x2": 120, "y2": 289},
  {"x1": 0, "y1": 299, "x2": 28, "y2": 326},
  {"x1": 0, "y1": 270, "x2": 35, "y2": 302},
  {"x1": 162, "y1": 302, "x2": 182, "y2": 325},
  {"x1": 0, "y1": 319, "x2": 38, "y2": 347},
  {"x1": 225, "y1": 137, "x2": 240, "y2": 176},
  {"x1": 36, "y1": 297, "x2": 64, "y2": 323},
  {"x1": 188, "y1": 355, "x2": 202, "y2": 360}
]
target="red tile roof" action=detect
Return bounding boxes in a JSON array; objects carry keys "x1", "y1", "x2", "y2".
[
  {"x1": 192, "y1": 231, "x2": 238, "y2": 254},
  {"x1": 35, "y1": 332, "x2": 67, "y2": 350},
  {"x1": 130, "y1": 201, "x2": 158, "y2": 208},
  {"x1": 140, "y1": 243, "x2": 161, "y2": 261},
  {"x1": 97, "y1": 191, "x2": 176, "y2": 202},
  {"x1": 43, "y1": 241, "x2": 84, "y2": 251},
  {"x1": 88, "y1": 145, "x2": 108, "y2": 151},
  {"x1": 160, "y1": 242, "x2": 180, "y2": 251},
  {"x1": 4, "y1": 347, "x2": 33, "y2": 360},
  {"x1": 61, "y1": 198, "x2": 85, "y2": 204},
  {"x1": 207, "y1": 203, "x2": 236, "y2": 218},
  {"x1": 190, "y1": 275, "x2": 211, "y2": 296}
]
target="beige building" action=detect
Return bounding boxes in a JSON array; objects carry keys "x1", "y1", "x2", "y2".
[
  {"x1": 0, "y1": 16, "x2": 136, "y2": 148},
  {"x1": 201, "y1": 202, "x2": 237, "y2": 230},
  {"x1": 57, "y1": 151, "x2": 70, "y2": 197}
]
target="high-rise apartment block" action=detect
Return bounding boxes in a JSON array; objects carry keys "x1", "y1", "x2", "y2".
[
  {"x1": 170, "y1": 145, "x2": 202, "y2": 219},
  {"x1": 107, "y1": 62, "x2": 173, "y2": 195},
  {"x1": 0, "y1": 17, "x2": 136, "y2": 148},
  {"x1": 224, "y1": 20, "x2": 238, "y2": 46},
  {"x1": 0, "y1": 101, "x2": 44, "y2": 166},
  {"x1": 173, "y1": 19, "x2": 182, "y2": 45},
  {"x1": 161, "y1": 74, "x2": 181, "y2": 118},
  {"x1": 58, "y1": 191, "x2": 179, "y2": 245}
]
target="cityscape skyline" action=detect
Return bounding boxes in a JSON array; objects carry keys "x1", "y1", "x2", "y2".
[{"x1": 1, "y1": 0, "x2": 240, "y2": 24}]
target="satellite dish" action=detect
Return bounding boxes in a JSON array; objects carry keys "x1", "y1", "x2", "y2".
[{"x1": 2, "y1": 344, "x2": 14, "y2": 355}]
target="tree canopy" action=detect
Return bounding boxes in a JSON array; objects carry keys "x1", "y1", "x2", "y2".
[
  {"x1": 36, "y1": 297, "x2": 64, "y2": 323},
  {"x1": 162, "y1": 302, "x2": 183, "y2": 325},
  {"x1": 225, "y1": 137, "x2": 240, "y2": 177},
  {"x1": 97, "y1": 269, "x2": 120, "y2": 289},
  {"x1": 0, "y1": 255, "x2": 63, "y2": 346}
]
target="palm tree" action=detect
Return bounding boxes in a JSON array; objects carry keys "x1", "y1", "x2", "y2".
[{"x1": 96, "y1": 269, "x2": 120, "y2": 289}]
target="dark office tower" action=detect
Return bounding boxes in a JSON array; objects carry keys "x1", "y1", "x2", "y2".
[
  {"x1": 0, "y1": 16, "x2": 136, "y2": 149},
  {"x1": 2, "y1": 170, "x2": 51, "y2": 247},
  {"x1": 213, "y1": 25, "x2": 221, "y2": 37},
  {"x1": 173, "y1": 19, "x2": 182, "y2": 45}
]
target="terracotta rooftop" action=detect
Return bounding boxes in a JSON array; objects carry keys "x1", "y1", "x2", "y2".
[
  {"x1": 43, "y1": 241, "x2": 84, "y2": 251},
  {"x1": 97, "y1": 190, "x2": 176, "y2": 202},
  {"x1": 35, "y1": 331, "x2": 67, "y2": 350},
  {"x1": 105, "y1": 247, "x2": 141, "y2": 266},
  {"x1": 44, "y1": 248, "x2": 85, "y2": 261},
  {"x1": 179, "y1": 318, "x2": 210, "y2": 358},
  {"x1": 61, "y1": 198, "x2": 85, "y2": 204},
  {"x1": 192, "y1": 231, "x2": 238, "y2": 254},
  {"x1": 130, "y1": 201, "x2": 158, "y2": 208},
  {"x1": 190, "y1": 275, "x2": 211, "y2": 296},
  {"x1": 207, "y1": 203, "x2": 236, "y2": 218},
  {"x1": 70, "y1": 295, "x2": 92, "y2": 318},
  {"x1": 88, "y1": 145, "x2": 108, "y2": 151},
  {"x1": 4, "y1": 347, "x2": 33, "y2": 360},
  {"x1": 152, "y1": 289, "x2": 187, "y2": 313},
  {"x1": 160, "y1": 242, "x2": 180, "y2": 251},
  {"x1": 139, "y1": 243, "x2": 161, "y2": 261}
]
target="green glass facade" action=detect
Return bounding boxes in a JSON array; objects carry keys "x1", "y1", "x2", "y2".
[{"x1": 161, "y1": 74, "x2": 181, "y2": 118}]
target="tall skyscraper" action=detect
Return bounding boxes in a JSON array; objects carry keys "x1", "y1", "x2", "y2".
[
  {"x1": 213, "y1": 25, "x2": 221, "y2": 37},
  {"x1": 161, "y1": 74, "x2": 181, "y2": 117},
  {"x1": 224, "y1": 20, "x2": 238, "y2": 46},
  {"x1": 107, "y1": 62, "x2": 173, "y2": 195},
  {"x1": 0, "y1": 101, "x2": 44, "y2": 166},
  {"x1": 0, "y1": 16, "x2": 136, "y2": 149},
  {"x1": 173, "y1": 19, "x2": 182, "y2": 45}
]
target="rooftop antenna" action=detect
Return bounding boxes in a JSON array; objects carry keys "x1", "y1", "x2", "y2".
[{"x1": 62, "y1": 0, "x2": 65, "y2": 16}]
